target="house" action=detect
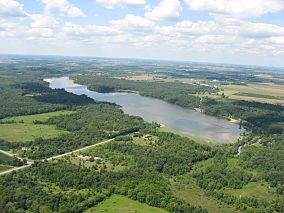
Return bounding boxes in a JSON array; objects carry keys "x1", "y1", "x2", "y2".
[
  {"x1": 94, "y1": 157, "x2": 103, "y2": 161},
  {"x1": 78, "y1": 155, "x2": 92, "y2": 161}
]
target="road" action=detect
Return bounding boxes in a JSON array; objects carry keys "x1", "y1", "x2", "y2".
[{"x1": 0, "y1": 138, "x2": 115, "y2": 176}]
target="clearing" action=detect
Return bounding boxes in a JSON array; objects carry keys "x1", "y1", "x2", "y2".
[
  {"x1": 170, "y1": 173, "x2": 238, "y2": 213},
  {"x1": 84, "y1": 194, "x2": 168, "y2": 213},
  {"x1": 0, "y1": 111, "x2": 73, "y2": 142}
]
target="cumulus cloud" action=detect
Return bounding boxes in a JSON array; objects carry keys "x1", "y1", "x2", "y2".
[
  {"x1": 145, "y1": 0, "x2": 182, "y2": 21},
  {"x1": 184, "y1": 0, "x2": 284, "y2": 19},
  {"x1": 31, "y1": 14, "x2": 59, "y2": 28},
  {"x1": 239, "y1": 22, "x2": 284, "y2": 38},
  {"x1": 63, "y1": 22, "x2": 117, "y2": 38},
  {"x1": 0, "y1": 0, "x2": 27, "y2": 17},
  {"x1": 110, "y1": 14, "x2": 154, "y2": 30},
  {"x1": 41, "y1": 0, "x2": 86, "y2": 17},
  {"x1": 96, "y1": 0, "x2": 146, "y2": 9}
]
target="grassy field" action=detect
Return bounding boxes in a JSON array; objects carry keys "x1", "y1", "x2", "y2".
[
  {"x1": 170, "y1": 173, "x2": 238, "y2": 213},
  {"x1": 85, "y1": 195, "x2": 168, "y2": 213},
  {"x1": 2, "y1": 110, "x2": 74, "y2": 124},
  {"x1": 0, "y1": 123, "x2": 69, "y2": 142},
  {"x1": 0, "y1": 111, "x2": 73, "y2": 142},
  {"x1": 225, "y1": 181, "x2": 278, "y2": 201}
]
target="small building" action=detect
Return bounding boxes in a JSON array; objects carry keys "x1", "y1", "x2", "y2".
[
  {"x1": 21, "y1": 147, "x2": 28, "y2": 151},
  {"x1": 78, "y1": 155, "x2": 92, "y2": 161},
  {"x1": 94, "y1": 157, "x2": 103, "y2": 162}
]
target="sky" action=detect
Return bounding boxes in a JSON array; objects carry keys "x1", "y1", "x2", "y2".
[{"x1": 0, "y1": 0, "x2": 284, "y2": 67}]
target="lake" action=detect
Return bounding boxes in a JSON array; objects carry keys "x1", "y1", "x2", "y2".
[{"x1": 45, "y1": 77, "x2": 244, "y2": 144}]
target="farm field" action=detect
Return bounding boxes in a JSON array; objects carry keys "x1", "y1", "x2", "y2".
[
  {"x1": 84, "y1": 195, "x2": 168, "y2": 213},
  {"x1": 222, "y1": 83, "x2": 284, "y2": 104},
  {"x1": 0, "y1": 111, "x2": 73, "y2": 142}
]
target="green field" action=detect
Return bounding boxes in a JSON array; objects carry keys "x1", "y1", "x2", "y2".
[
  {"x1": 2, "y1": 110, "x2": 74, "y2": 124},
  {"x1": 0, "y1": 123, "x2": 69, "y2": 142},
  {"x1": 0, "y1": 111, "x2": 73, "y2": 142},
  {"x1": 85, "y1": 195, "x2": 168, "y2": 213},
  {"x1": 225, "y1": 181, "x2": 278, "y2": 201}
]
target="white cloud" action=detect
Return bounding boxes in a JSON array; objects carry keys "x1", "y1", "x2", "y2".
[
  {"x1": 238, "y1": 22, "x2": 284, "y2": 38},
  {"x1": 29, "y1": 27, "x2": 55, "y2": 38},
  {"x1": 0, "y1": 0, "x2": 27, "y2": 17},
  {"x1": 185, "y1": 0, "x2": 284, "y2": 18},
  {"x1": 145, "y1": 0, "x2": 182, "y2": 21},
  {"x1": 110, "y1": 14, "x2": 154, "y2": 30},
  {"x1": 96, "y1": 0, "x2": 146, "y2": 9},
  {"x1": 63, "y1": 22, "x2": 117, "y2": 38},
  {"x1": 41, "y1": 0, "x2": 86, "y2": 17},
  {"x1": 31, "y1": 14, "x2": 59, "y2": 28}
]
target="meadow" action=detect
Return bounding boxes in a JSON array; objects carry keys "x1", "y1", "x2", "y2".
[
  {"x1": 84, "y1": 195, "x2": 168, "y2": 213},
  {"x1": 0, "y1": 111, "x2": 73, "y2": 142},
  {"x1": 2, "y1": 110, "x2": 74, "y2": 123}
]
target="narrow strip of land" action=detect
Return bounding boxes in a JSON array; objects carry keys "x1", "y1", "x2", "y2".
[{"x1": 0, "y1": 138, "x2": 115, "y2": 176}]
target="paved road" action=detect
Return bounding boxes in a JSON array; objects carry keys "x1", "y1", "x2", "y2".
[{"x1": 0, "y1": 138, "x2": 115, "y2": 176}]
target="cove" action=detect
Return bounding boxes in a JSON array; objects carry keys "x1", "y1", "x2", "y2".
[{"x1": 45, "y1": 77, "x2": 244, "y2": 144}]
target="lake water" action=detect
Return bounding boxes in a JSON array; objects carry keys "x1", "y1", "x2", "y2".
[{"x1": 45, "y1": 77, "x2": 243, "y2": 144}]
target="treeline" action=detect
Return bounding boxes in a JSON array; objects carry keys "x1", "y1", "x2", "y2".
[
  {"x1": 201, "y1": 97, "x2": 284, "y2": 134},
  {"x1": 17, "y1": 82, "x2": 94, "y2": 105},
  {"x1": 0, "y1": 81, "x2": 93, "y2": 119},
  {"x1": 74, "y1": 75, "x2": 218, "y2": 108}
]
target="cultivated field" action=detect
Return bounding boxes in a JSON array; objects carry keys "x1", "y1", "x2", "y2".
[{"x1": 222, "y1": 83, "x2": 284, "y2": 104}]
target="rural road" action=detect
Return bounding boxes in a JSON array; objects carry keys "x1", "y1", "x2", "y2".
[{"x1": 0, "y1": 138, "x2": 115, "y2": 176}]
